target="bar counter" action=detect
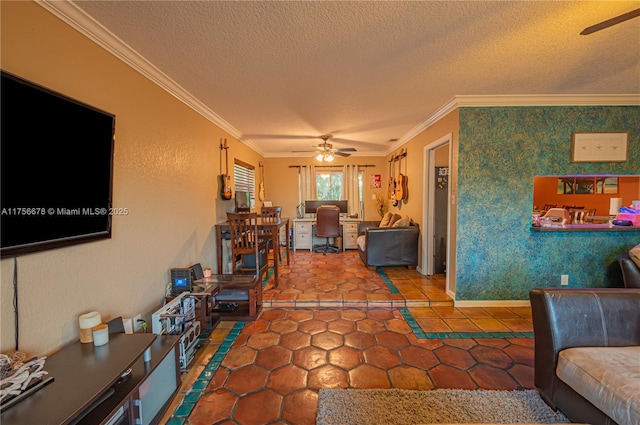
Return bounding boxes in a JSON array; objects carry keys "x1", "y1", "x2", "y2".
[{"x1": 531, "y1": 223, "x2": 640, "y2": 232}]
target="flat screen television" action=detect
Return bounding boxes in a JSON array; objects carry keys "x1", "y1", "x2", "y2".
[
  {"x1": 304, "y1": 200, "x2": 348, "y2": 215},
  {"x1": 1, "y1": 71, "x2": 116, "y2": 258}
]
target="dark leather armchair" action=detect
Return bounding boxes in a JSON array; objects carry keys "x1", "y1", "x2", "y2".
[
  {"x1": 314, "y1": 205, "x2": 340, "y2": 254},
  {"x1": 617, "y1": 253, "x2": 640, "y2": 288},
  {"x1": 530, "y1": 288, "x2": 640, "y2": 425},
  {"x1": 356, "y1": 220, "x2": 419, "y2": 269}
]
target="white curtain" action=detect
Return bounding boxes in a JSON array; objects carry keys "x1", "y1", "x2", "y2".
[
  {"x1": 298, "y1": 165, "x2": 315, "y2": 216},
  {"x1": 343, "y1": 165, "x2": 361, "y2": 217}
]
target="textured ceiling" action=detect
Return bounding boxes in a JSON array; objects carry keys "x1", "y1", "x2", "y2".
[{"x1": 65, "y1": 1, "x2": 639, "y2": 157}]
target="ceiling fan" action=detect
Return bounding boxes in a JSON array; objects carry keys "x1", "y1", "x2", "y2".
[
  {"x1": 292, "y1": 135, "x2": 357, "y2": 162},
  {"x1": 581, "y1": 8, "x2": 640, "y2": 35}
]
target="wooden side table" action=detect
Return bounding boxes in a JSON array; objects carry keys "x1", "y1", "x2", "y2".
[{"x1": 195, "y1": 274, "x2": 262, "y2": 321}]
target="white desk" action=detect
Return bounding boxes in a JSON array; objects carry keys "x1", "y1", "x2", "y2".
[{"x1": 292, "y1": 218, "x2": 361, "y2": 251}]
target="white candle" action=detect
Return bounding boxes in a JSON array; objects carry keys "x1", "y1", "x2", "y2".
[{"x1": 92, "y1": 324, "x2": 109, "y2": 346}]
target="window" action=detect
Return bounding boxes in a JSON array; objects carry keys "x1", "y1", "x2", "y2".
[
  {"x1": 315, "y1": 169, "x2": 343, "y2": 200},
  {"x1": 234, "y1": 159, "x2": 255, "y2": 208}
]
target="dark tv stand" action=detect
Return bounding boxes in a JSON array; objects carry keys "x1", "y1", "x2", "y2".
[{"x1": 0, "y1": 333, "x2": 180, "y2": 425}]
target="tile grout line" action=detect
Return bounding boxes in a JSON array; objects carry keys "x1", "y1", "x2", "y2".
[
  {"x1": 165, "y1": 321, "x2": 246, "y2": 425},
  {"x1": 376, "y1": 269, "x2": 534, "y2": 339},
  {"x1": 166, "y1": 263, "x2": 532, "y2": 423}
]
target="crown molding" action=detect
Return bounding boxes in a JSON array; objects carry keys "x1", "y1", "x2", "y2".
[
  {"x1": 455, "y1": 94, "x2": 640, "y2": 107},
  {"x1": 36, "y1": 1, "x2": 264, "y2": 154},
  {"x1": 37, "y1": 1, "x2": 638, "y2": 159},
  {"x1": 398, "y1": 94, "x2": 640, "y2": 151},
  {"x1": 394, "y1": 97, "x2": 459, "y2": 149}
]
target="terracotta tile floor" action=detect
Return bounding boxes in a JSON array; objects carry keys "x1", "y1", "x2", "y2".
[{"x1": 161, "y1": 250, "x2": 534, "y2": 425}]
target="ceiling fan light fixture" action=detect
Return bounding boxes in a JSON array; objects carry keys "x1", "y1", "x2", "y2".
[{"x1": 315, "y1": 151, "x2": 334, "y2": 162}]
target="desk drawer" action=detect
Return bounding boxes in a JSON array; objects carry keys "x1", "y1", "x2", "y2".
[
  {"x1": 343, "y1": 222, "x2": 358, "y2": 232},
  {"x1": 343, "y1": 232, "x2": 358, "y2": 249},
  {"x1": 295, "y1": 222, "x2": 312, "y2": 234},
  {"x1": 295, "y1": 233, "x2": 312, "y2": 250},
  {"x1": 343, "y1": 222, "x2": 358, "y2": 249}
]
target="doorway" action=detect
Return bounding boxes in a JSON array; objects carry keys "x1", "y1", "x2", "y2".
[
  {"x1": 422, "y1": 133, "x2": 453, "y2": 296},
  {"x1": 433, "y1": 166, "x2": 448, "y2": 274}
]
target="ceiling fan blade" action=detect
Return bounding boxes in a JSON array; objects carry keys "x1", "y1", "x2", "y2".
[
  {"x1": 334, "y1": 151, "x2": 351, "y2": 157},
  {"x1": 581, "y1": 8, "x2": 640, "y2": 35},
  {"x1": 337, "y1": 147, "x2": 357, "y2": 152},
  {"x1": 291, "y1": 150, "x2": 316, "y2": 153}
]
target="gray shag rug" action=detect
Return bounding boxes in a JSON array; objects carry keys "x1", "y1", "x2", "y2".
[{"x1": 316, "y1": 388, "x2": 570, "y2": 425}]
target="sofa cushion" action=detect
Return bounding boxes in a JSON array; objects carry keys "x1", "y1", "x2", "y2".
[
  {"x1": 378, "y1": 212, "x2": 393, "y2": 227},
  {"x1": 356, "y1": 234, "x2": 366, "y2": 251},
  {"x1": 630, "y1": 243, "x2": 640, "y2": 269},
  {"x1": 388, "y1": 213, "x2": 402, "y2": 227},
  {"x1": 393, "y1": 217, "x2": 411, "y2": 227},
  {"x1": 557, "y1": 346, "x2": 640, "y2": 425}
]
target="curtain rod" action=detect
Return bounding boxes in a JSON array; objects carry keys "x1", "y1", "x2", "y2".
[{"x1": 288, "y1": 164, "x2": 376, "y2": 168}]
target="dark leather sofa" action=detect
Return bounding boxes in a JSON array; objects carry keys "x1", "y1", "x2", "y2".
[
  {"x1": 530, "y1": 288, "x2": 640, "y2": 425},
  {"x1": 617, "y1": 253, "x2": 640, "y2": 288},
  {"x1": 356, "y1": 221, "x2": 419, "y2": 269}
]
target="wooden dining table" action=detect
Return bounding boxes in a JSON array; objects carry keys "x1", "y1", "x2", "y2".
[{"x1": 215, "y1": 216, "x2": 290, "y2": 287}]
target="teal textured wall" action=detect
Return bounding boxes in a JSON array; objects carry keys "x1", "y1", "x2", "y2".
[{"x1": 456, "y1": 106, "x2": 640, "y2": 300}]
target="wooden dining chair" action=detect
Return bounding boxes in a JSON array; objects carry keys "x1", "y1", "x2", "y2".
[
  {"x1": 227, "y1": 212, "x2": 269, "y2": 277},
  {"x1": 260, "y1": 206, "x2": 282, "y2": 218},
  {"x1": 260, "y1": 206, "x2": 283, "y2": 260},
  {"x1": 569, "y1": 208, "x2": 596, "y2": 223},
  {"x1": 223, "y1": 212, "x2": 268, "y2": 318},
  {"x1": 540, "y1": 203, "x2": 557, "y2": 215}
]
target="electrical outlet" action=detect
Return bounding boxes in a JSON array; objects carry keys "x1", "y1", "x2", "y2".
[
  {"x1": 133, "y1": 314, "x2": 143, "y2": 332},
  {"x1": 561, "y1": 274, "x2": 569, "y2": 286}
]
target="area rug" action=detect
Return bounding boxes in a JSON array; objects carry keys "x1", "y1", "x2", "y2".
[{"x1": 316, "y1": 388, "x2": 570, "y2": 425}]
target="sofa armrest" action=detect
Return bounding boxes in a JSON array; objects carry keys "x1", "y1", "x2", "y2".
[
  {"x1": 529, "y1": 288, "x2": 640, "y2": 406},
  {"x1": 618, "y1": 253, "x2": 640, "y2": 288}
]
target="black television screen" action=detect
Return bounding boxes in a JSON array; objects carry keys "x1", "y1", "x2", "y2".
[{"x1": 1, "y1": 71, "x2": 115, "y2": 258}]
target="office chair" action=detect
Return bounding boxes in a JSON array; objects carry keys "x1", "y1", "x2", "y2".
[{"x1": 313, "y1": 205, "x2": 341, "y2": 255}]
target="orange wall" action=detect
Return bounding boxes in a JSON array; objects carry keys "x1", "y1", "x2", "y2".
[{"x1": 533, "y1": 176, "x2": 640, "y2": 215}]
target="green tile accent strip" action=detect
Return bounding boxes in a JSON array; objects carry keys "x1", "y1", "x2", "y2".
[
  {"x1": 169, "y1": 321, "x2": 246, "y2": 419},
  {"x1": 376, "y1": 268, "x2": 401, "y2": 294},
  {"x1": 262, "y1": 265, "x2": 275, "y2": 288},
  {"x1": 378, "y1": 270, "x2": 531, "y2": 339},
  {"x1": 399, "y1": 308, "x2": 427, "y2": 338},
  {"x1": 399, "y1": 307, "x2": 533, "y2": 339},
  {"x1": 183, "y1": 391, "x2": 202, "y2": 403}
]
